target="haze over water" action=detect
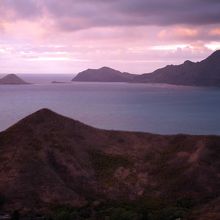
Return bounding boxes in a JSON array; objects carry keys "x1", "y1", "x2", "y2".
[{"x1": 0, "y1": 74, "x2": 220, "y2": 135}]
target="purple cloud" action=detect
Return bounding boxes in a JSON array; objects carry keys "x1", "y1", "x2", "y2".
[
  {"x1": 1, "y1": 0, "x2": 220, "y2": 29},
  {"x1": 0, "y1": 0, "x2": 42, "y2": 20},
  {"x1": 0, "y1": 0, "x2": 219, "y2": 74}
]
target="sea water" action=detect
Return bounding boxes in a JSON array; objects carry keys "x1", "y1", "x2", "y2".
[{"x1": 0, "y1": 74, "x2": 220, "y2": 135}]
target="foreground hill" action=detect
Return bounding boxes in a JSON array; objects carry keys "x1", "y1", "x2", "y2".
[
  {"x1": 0, "y1": 74, "x2": 29, "y2": 85},
  {"x1": 0, "y1": 109, "x2": 220, "y2": 219},
  {"x1": 72, "y1": 66, "x2": 135, "y2": 82},
  {"x1": 133, "y1": 50, "x2": 220, "y2": 86}
]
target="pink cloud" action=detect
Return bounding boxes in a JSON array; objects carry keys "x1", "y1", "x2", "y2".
[
  {"x1": 0, "y1": 1, "x2": 219, "y2": 74},
  {"x1": 209, "y1": 28, "x2": 220, "y2": 36}
]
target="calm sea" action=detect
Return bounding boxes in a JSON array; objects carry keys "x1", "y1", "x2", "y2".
[{"x1": 0, "y1": 74, "x2": 220, "y2": 135}]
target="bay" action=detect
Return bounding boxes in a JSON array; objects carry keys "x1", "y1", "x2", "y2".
[{"x1": 0, "y1": 74, "x2": 220, "y2": 135}]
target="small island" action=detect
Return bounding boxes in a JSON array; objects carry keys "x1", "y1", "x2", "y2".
[{"x1": 0, "y1": 74, "x2": 29, "y2": 85}]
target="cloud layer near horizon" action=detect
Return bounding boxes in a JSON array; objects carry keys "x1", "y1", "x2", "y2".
[{"x1": 0, "y1": 0, "x2": 220, "y2": 73}]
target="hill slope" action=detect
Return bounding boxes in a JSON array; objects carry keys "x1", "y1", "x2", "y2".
[
  {"x1": 133, "y1": 50, "x2": 220, "y2": 86},
  {"x1": 72, "y1": 67, "x2": 135, "y2": 82},
  {"x1": 0, "y1": 109, "x2": 219, "y2": 219},
  {"x1": 0, "y1": 74, "x2": 29, "y2": 85}
]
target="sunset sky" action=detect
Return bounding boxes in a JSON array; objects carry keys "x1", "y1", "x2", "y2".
[{"x1": 0, "y1": 0, "x2": 220, "y2": 74}]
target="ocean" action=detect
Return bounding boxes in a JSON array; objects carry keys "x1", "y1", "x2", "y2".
[{"x1": 0, "y1": 74, "x2": 220, "y2": 135}]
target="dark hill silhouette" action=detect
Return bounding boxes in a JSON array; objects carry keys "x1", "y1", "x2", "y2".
[
  {"x1": 72, "y1": 51, "x2": 220, "y2": 87},
  {"x1": 72, "y1": 66, "x2": 135, "y2": 82},
  {"x1": 0, "y1": 109, "x2": 219, "y2": 219},
  {"x1": 0, "y1": 74, "x2": 29, "y2": 85},
  {"x1": 133, "y1": 50, "x2": 220, "y2": 86}
]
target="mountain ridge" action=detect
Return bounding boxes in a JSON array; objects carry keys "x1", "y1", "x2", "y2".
[
  {"x1": 72, "y1": 50, "x2": 220, "y2": 87},
  {"x1": 133, "y1": 50, "x2": 220, "y2": 86}
]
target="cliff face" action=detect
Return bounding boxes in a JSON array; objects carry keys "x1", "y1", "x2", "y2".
[
  {"x1": 0, "y1": 74, "x2": 29, "y2": 85},
  {"x1": 133, "y1": 50, "x2": 220, "y2": 86},
  {"x1": 0, "y1": 109, "x2": 219, "y2": 218},
  {"x1": 72, "y1": 67, "x2": 135, "y2": 82}
]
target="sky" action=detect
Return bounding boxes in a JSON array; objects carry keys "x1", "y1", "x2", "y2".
[{"x1": 0, "y1": 0, "x2": 220, "y2": 74}]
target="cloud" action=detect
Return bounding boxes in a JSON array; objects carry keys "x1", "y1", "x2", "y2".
[
  {"x1": 0, "y1": 0, "x2": 43, "y2": 20},
  {"x1": 210, "y1": 28, "x2": 220, "y2": 36},
  {"x1": 0, "y1": 0, "x2": 219, "y2": 74},
  {"x1": 43, "y1": 0, "x2": 220, "y2": 32},
  {"x1": 158, "y1": 27, "x2": 199, "y2": 41},
  {"x1": 0, "y1": 0, "x2": 220, "y2": 30},
  {"x1": 157, "y1": 26, "x2": 220, "y2": 43},
  {"x1": 116, "y1": 0, "x2": 220, "y2": 25}
]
